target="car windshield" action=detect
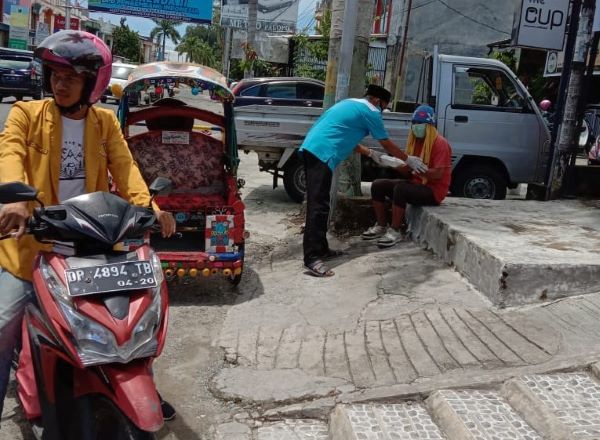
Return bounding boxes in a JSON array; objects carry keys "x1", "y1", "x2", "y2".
[
  {"x1": 0, "y1": 57, "x2": 30, "y2": 70},
  {"x1": 112, "y1": 65, "x2": 134, "y2": 80}
]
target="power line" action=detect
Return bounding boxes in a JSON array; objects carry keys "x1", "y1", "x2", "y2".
[{"x1": 435, "y1": 0, "x2": 510, "y2": 35}]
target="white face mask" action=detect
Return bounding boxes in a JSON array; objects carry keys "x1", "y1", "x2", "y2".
[{"x1": 412, "y1": 123, "x2": 427, "y2": 138}]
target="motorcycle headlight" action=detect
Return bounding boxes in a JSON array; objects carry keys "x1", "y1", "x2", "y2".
[
  {"x1": 39, "y1": 256, "x2": 71, "y2": 304},
  {"x1": 58, "y1": 285, "x2": 163, "y2": 366}
]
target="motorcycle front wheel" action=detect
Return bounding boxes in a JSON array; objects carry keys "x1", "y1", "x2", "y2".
[{"x1": 71, "y1": 395, "x2": 157, "y2": 440}]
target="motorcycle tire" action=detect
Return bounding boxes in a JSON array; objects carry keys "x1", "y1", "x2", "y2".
[{"x1": 72, "y1": 395, "x2": 156, "y2": 440}]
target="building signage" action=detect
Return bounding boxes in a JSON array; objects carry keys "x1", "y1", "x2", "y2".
[
  {"x1": 35, "y1": 22, "x2": 50, "y2": 45},
  {"x1": 221, "y1": 0, "x2": 300, "y2": 33},
  {"x1": 54, "y1": 15, "x2": 80, "y2": 32},
  {"x1": 512, "y1": 0, "x2": 569, "y2": 50},
  {"x1": 8, "y1": 5, "x2": 29, "y2": 50},
  {"x1": 88, "y1": 0, "x2": 212, "y2": 24},
  {"x1": 3, "y1": 0, "x2": 31, "y2": 25}
]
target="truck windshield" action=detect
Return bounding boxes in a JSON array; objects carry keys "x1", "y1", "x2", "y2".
[{"x1": 454, "y1": 66, "x2": 526, "y2": 110}]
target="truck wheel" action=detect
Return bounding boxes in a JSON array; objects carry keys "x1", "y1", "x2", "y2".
[
  {"x1": 452, "y1": 164, "x2": 507, "y2": 200},
  {"x1": 283, "y1": 159, "x2": 306, "y2": 203}
]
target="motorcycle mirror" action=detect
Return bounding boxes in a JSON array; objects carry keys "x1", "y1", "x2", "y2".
[
  {"x1": 149, "y1": 177, "x2": 172, "y2": 198},
  {"x1": 0, "y1": 181, "x2": 39, "y2": 204}
]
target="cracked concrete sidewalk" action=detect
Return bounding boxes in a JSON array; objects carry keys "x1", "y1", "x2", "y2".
[{"x1": 212, "y1": 230, "x2": 600, "y2": 408}]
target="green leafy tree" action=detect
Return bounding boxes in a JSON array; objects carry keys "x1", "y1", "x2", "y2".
[
  {"x1": 292, "y1": 8, "x2": 331, "y2": 80},
  {"x1": 176, "y1": 36, "x2": 218, "y2": 68},
  {"x1": 112, "y1": 18, "x2": 142, "y2": 63},
  {"x1": 150, "y1": 19, "x2": 181, "y2": 61},
  {"x1": 175, "y1": 24, "x2": 223, "y2": 69}
]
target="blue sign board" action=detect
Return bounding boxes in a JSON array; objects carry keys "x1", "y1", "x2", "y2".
[{"x1": 88, "y1": 0, "x2": 212, "y2": 24}]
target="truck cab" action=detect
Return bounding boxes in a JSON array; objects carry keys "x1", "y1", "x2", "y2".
[{"x1": 432, "y1": 54, "x2": 550, "y2": 199}]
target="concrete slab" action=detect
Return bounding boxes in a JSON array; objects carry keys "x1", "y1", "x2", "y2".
[
  {"x1": 408, "y1": 198, "x2": 600, "y2": 307},
  {"x1": 210, "y1": 368, "x2": 353, "y2": 405}
]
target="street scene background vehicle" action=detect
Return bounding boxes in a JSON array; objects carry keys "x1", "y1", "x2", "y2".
[{"x1": 235, "y1": 53, "x2": 550, "y2": 202}]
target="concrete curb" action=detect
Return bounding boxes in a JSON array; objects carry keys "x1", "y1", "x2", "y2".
[
  {"x1": 501, "y1": 378, "x2": 570, "y2": 440},
  {"x1": 407, "y1": 204, "x2": 600, "y2": 307},
  {"x1": 328, "y1": 405, "x2": 358, "y2": 440},
  {"x1": 426, "y1": 391, "x2": 476, "y2": 440}
]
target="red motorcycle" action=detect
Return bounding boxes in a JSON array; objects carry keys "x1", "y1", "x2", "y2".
[{"x1": 0, "y1": 178, "x2": 171, "y2": 440}]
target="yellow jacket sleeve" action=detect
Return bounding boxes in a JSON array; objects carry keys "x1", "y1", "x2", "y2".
[{"x1": 0, "y1": 105, "x2": 30, "y2": 184}]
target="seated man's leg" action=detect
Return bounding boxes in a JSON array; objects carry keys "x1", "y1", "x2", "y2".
[
  {"x1": 377, "y1": 182, "x2": 434, "y2": 247},
  {"x1": 0, "y1": 269, "x2": 34, "y2": 418},
  {"x1": 362, "y1": 179, "x2": 402, "y2": 240},
  {"x1": 391, "y1": 182, "x2": 436, "y2": 229}
]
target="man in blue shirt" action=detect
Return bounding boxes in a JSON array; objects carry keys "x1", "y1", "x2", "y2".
[{"x1": 300, "y1": 84, "x2": 428, "y2": 277}]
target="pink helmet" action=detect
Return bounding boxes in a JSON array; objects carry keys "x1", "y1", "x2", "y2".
[
  {"x1": 34, "y1": 30, "x2": 112, "y2": 105},
  {"x1": 539, "y1": 99, "x2": 552, "y2": 112}
]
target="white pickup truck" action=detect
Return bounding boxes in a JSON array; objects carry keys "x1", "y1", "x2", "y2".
[{"x1": 235, "y1": 53, "x2": 551, "y2": 202}]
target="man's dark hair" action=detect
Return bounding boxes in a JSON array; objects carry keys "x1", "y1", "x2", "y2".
[{"x1": 366, "y1": 84, "x2": 391, "y2": 102}]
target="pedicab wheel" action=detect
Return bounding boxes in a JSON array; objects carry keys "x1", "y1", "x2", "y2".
[{"x1": 229, "y1": 272, "x2": 243, "y2": 286}]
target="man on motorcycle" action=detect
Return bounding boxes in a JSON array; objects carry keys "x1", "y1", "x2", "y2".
[{"x1": 0, "y1": 31, "x2": 177, "y2": 422}]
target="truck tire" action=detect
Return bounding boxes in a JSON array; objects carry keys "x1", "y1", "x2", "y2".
[
  {"x1": 452, "y1": 164, "x2": 507, "y2": 200},
  {"x1": 283, "y1": 159, "x2": 306, "y2": 203}
]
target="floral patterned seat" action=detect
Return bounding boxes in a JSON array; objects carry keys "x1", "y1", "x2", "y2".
[{"x1": 127, "y1": 130, "x2": 225, "y2": 194}]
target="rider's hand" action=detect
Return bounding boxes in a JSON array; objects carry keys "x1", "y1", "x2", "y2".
[
  {"x1": 406, "y1": 156, "x2": 428, "y2": 174},
  {"x1": 0, "y1": 202, "x2": 29, "y2": 239},
  {"x1": 369, "y1": 149, "x2": 384, "y2": 166},
  {"x1": 155, "y1": 210, "x2": 176, "y2": 238}
]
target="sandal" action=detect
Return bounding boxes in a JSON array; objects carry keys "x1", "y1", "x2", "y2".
[
  {"x1": 320, "y1": 249, "x2": 344, "y2": 261},
  {"x1": 304, "y1": 260, "x2": 335, "y2": 277}
]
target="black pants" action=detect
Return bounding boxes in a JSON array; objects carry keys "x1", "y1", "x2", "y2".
[
  {"x1": 303, "y1": 151, "x2": 332, "y2": 265},
  {"x1": 371, "y1": 179, "x2": 437, "y2": 208}
]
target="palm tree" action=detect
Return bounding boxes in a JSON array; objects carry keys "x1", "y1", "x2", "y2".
[
  {"x1": 176, "y1": 36, "x2": 217, "y2": 67},
  {"x1": 150, "y1": 19, "x2": 181, "y2": 61}
]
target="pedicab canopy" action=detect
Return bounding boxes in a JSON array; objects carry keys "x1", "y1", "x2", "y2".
[
  {"x1": 120, "y1": 62, "x2": 234, "y2": 103},
  {"x1": 117, "y1": 62, "x2": 238, "y2": 171}
]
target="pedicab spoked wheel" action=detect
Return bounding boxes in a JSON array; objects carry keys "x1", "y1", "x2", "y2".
[{"x1": 228, "y1": 244, "x2": 244, "y2": 286}]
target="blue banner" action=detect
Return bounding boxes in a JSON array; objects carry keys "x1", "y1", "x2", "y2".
[{"x1": 88, "y1": 0, "x2": 212, "y2": 24}]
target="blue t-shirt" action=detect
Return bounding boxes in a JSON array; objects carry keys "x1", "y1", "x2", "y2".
[{"x1": 299, "y1": 98, "x2": 389, "y2": 170}]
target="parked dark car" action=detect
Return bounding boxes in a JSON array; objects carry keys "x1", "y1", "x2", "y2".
[
  {"x1": 0, "y1": 48, "x2": 43, "y2": 102},
  {"x1": 232, "y1": 77, "x2": 324, "y2": 108}
]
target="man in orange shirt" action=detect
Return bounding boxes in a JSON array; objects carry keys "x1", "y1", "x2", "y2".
[{"x1": 361, "y1": 105, "x2": 452, "y2": 247}]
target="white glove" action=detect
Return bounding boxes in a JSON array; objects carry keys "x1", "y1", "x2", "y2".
[
  {"x1": 368, "y1": 149, "x2": 384, "y2": 166},
  {"x1": 380, "y1": 154, "x2": 405, "y2": 168},
  {"x1": 406, "y1": 155, "x2": 428, "y2": 173}
]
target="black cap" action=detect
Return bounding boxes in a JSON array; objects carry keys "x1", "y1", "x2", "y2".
[{"x1": 366, "y1": 84, "x2": 391, "y2": 102}]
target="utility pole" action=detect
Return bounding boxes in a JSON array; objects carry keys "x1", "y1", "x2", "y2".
[
  {"x1": 384, "y1": 0, "x2": 407, "y2": 95},
  {"x1": 392, "y1": 0, "x2": 412, "y2": 109},
  {"x1": 327, "y1": 0, "x2": 376, "y2": 219},
  {"x1": 65, "y1": 0, "x2": 71, "y2": 30},
  {"x1": 547, "y1": 0, "x2": 595, "y2": 199},
  {"x1": 245, "y1": 0, "x2": 258, "y2": 79},
  {"x1": 223, "y1": 27, "x2": 233, "y2": 79}
]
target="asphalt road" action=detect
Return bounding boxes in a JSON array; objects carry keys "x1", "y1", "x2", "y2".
[{"x1": 0, "y1": 97, "x2": 294, "y2": 440}]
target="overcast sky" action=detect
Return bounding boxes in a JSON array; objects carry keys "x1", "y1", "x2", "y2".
[{"x1": 89, "y1": 0, "x2": 319, "y2": 49}]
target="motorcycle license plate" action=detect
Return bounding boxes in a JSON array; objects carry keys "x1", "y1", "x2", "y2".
[{"x1": 65, "y1": 261, "x2": 157, "y2": 296}]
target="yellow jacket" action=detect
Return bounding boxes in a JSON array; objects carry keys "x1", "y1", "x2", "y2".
[{"x1": 0, "y1": 99, "x2": 153, "y2": 281}]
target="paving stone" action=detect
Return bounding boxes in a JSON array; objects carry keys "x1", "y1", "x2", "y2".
[
  {"x1": 215, "y1": 422, "x2": 251, "y2": 440},
  {"x1": 503, "y1": 373, "x2": 600, "y2": 439},
  {"x1": 427, "y1": 389, "x2": 540, "y2": 439},
  {"x1": 330, "y1": 403, "x2": 446, "y2": 439},
  {"x1": 257, "y1": 419, "x2": 329, "y2": 440}
]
